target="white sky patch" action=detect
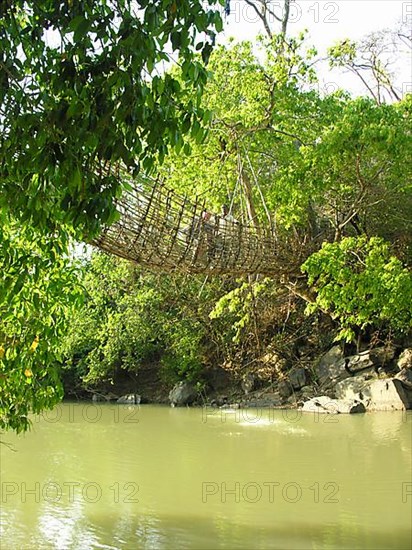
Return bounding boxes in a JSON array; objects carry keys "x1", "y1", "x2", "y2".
[{"x1": 219, "y1": 0, "x2": 412, "y2": 97}]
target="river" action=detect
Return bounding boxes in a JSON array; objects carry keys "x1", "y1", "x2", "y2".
[{"x1": 1, "y1": 404, "x2": 411, "y2": 549}]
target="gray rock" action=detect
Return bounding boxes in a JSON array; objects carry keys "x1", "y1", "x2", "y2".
[
  {"x1": 346, "y1": 351, "x2": 374, "y2": 374},
  {"x1": 354, "y1": 367, "x2": 379, "y2": 380},
  {"x1": 369, "y1": 346, "x2": 396, "y2": 366},
  {"x1": 397, "y1": 349, "x2": 412, "y2": 370},
  {"x1": 300, "y1": 385, "x2": 316, "y2": 400},
  {"x1": 301, "y1": 396, "x2": 365, "y2": 414},
  {"x1": 169, "y1": 381, "x2": 198, "y2": 407},
  {"x1": 215, "y1": 395, "x2": 228, "y2": 407},
  {"x1": 319, "y1": 358, "x2": 351, "y2": 387},
  {"x1": 243, "y1": 391, "x2": 282, "y2": 408},
  {"x1": 316, "y1": 346, "x2": 351, "y2": 387},
  {"x1": 335, "y1": 376, "x2": 412, "y2": 411},
  {"x1": 335, "y1": 400, "x2": 366, "y2": 414},
  {"x1": 117, "y1": 394, "x2": 141, "y2": 405},
  {"x1": 318, "y1": 345, "x2": 343, "y2": 371},
  {"x1": 395, "y1": 368, "x2": 412, "y2": 389},
  {"x1": 288, "y1": 367, "x2": 309, "y2": 390},
  {"x1": 302, "y1": 396, "x2": 338, "y2": 414},
  {"x1": 361, "y1": 379, "x2": 411, "y2": 411},
  {"x1": 335, "y1": 376, "x2": 370, "y2": 401},
  {"x1": 278, "y1": 380, "x2": 293, "y2": 399}
]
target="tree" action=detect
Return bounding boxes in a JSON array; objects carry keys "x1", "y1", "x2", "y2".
[
  {"x1": 0, "y1": 217, "x2": 83, "y2": 432},
  {"x1": 239, "y1": 1, "x2": 292, "y2": 38},
  {"x1": 0, "y1": 0, "x2": 224, "y2": 432},
  {"x1": 157, "y1": 32, "x2": 412, "y2": 343},
  {"x1": 328, "y1": 25, "x2": 410, "y2": 105},
  {"x1": 60, "y1": 252, "x2": 222, "y2": 390},
  {"x1": 0, "y1": 0, "x2": 223, "y2": 237},
  {"x1": 159, "y1": 34, "x2": 321, "y2": 228},
  {"x1": 302, "y1": 237, "x2": 412, "y2": 343}
]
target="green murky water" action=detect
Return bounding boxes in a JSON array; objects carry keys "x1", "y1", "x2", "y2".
[{"x1": 1, "y1": 404, "x2": 411, "y2": 549}]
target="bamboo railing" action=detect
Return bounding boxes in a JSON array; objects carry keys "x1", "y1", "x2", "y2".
[{"x1": 91, "y1": 167, "x2": 306, "y2": 277}]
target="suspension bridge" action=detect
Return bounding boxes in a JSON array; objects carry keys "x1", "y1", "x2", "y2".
[{"x1": 91, "y1": 166, "x2": 308, "y2": 277}]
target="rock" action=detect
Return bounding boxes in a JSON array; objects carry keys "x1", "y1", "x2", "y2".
[
  {"x1": 117, "y1": 394, "x2": 141, "y2": 405},
  {"x1": 356, "y1": 367, "x2": 379, "y2": 380},
  {"x1": 335, "y1": 376, "x2": 412, "y2": 411},
  {"x1": 346, "y1": 351, "x2": 374, "y2": 374},
  {"x1": 361, "y1": 379, "x2": 411, "y2": 411},
  {"x1": 316, "y1": 346, "x2": 351, "y2": 387},
  {"x1": 168, "y1": 381, "x2": 198, "y2": 407},
  {"x1": 369, "y1": 346, "x2": 396, "y2": 366},
  {"x1": 278, "y1": 380, "x2": 293, "y2": 399},
  {"x1": 242, "y1": 391, "x2": 282, "y2": 408},
  {"x1": 397, "y1": 349, "x2": 412, "y2": 370},
  {"x1": 241, "y1": 373, "x2": 257, "y2": 395},
  {"x1": 288, "y1": 367, "x2": 309, "y2": 390},
  {"x1": 300, "y1": 385, "x2": 316, "y2": 400},
  {"x1": 301, "y1": 396, "x2": 365, "y2": 414},
  {"x1": 395, "y1": 368, "x2": 412, "y2": 389},
  {"x1": 215, "y1": 395, "x2": 228, "y2": 407},
  {"x1": 335, "y1": 376, "x2": 366, "y2": 401},
  {"x1": 335, "y1": 400, "x2": 366, "y2": 414},
  {"x1": 302, "y1": 397, "x2": 338, "y2": 414},
  {"x1": 317, "y1": 346, "x2": 399, "y2": 387},
  {"x1": 318, "y1": 359, "x2": 350, "y2": 388},
  {"x1": 317, "y1": 346, "x2": 343, "y2": 372}
]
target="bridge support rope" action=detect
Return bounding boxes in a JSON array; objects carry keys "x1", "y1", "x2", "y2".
[{"x1": 91, "y1": 167, "x2": 305, "y2": 277}]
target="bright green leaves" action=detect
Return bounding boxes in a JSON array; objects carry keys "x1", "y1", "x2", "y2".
[
  {"x1": 0, "y1": 218, "x2": 83, "y2": 432},
  {"x1": 292, "y1": 96, "x2": 412, "y2": 243},
  {"x1": 0, "y1": 0, "x2": 225, "y2": 433},
  {"x1": 210, "y1": 280, "x2": 269, "y2": 343},
  {"x1": 328, "y1": 39, "x2": 357, "y2": 67},
  {"x1": 60, "y1": 252, "x2": 207, "y2": 387},
  {"x1": 302, "y1": 237, "x2": 412, "y2": 342},
  {"x1": 0, "y1": 0, "x2": 223, "y2": 238}
]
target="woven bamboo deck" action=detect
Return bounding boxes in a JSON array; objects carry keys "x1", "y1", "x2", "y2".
[{"x1": 91, "y1": 167, "x2": 305, "y2": 277}]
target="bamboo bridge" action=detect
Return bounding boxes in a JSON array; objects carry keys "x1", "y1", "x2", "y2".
[{"x1": 92, "y1": 168, "x2": 307, "y2": 277}]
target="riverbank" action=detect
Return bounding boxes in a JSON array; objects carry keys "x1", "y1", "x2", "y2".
[{"x1": 64, "y1": 346, "x2": 412, "y2": 414}]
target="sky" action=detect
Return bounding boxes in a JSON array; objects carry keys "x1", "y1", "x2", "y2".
[
  {"x1": 222, "y1": 0, "x2": 409, "y2": 44},
  {"x1": 218, "y1": 0, "x2": 412, "y2": 97}
]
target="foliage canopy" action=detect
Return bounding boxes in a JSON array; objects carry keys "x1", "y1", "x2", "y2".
[
  {"x1": 1, "y1": 9, "x2": 411, "y2": 431},
  {"x1": 0, "y1": 0, "x2": 223, "y2": 236}
]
